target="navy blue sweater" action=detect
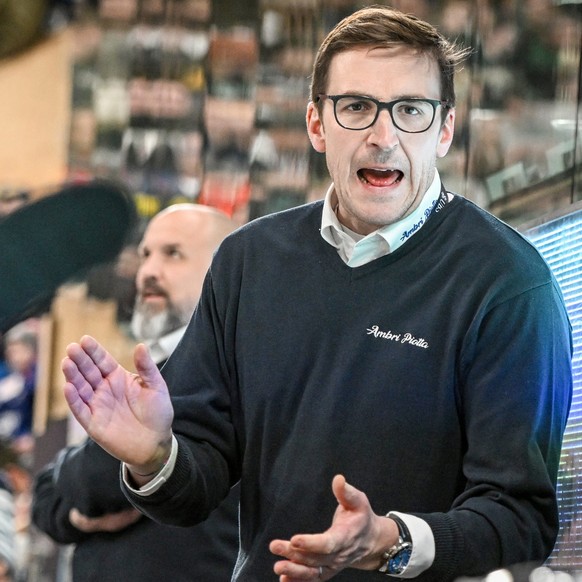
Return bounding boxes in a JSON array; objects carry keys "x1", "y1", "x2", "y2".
[{"x1": 127, "y1": 194, "x2": 572, "y2": 581}]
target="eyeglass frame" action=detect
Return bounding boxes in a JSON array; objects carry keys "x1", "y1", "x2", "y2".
[{"x1": 315, "y1": 94, "x2": 453, "y2": 134}]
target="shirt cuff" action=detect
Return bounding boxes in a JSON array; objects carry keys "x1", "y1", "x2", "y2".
[
  {"x1": 122, "y1": 434, "x2": 178, "y2": 497},
  {"x1": 387, "y1": 511, "x2": 435, "y2": 578}
]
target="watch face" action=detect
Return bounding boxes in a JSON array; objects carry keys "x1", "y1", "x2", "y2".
[{"x1": 388, "y1": 547, "x2": 412, "y2": 574}]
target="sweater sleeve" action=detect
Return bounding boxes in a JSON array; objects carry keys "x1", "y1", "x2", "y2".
[
  {"x1": 122, "y1": 269, "x2": 239, "y2": 525},
  {"x1": 417, "y1": 281, "x2": 572, "y2": 581},
  {"x1": 32, "y1": 439, "x2": 133, "y2": 545}
]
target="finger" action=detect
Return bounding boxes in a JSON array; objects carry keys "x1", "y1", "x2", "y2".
[
  {"x1": 63, "y1": 380, "x2": 92, "y2": 429},
  {"x1": 79, "y1": 335, "x2": 119, "y2": 378},
  {"x1": 286, "y1": 476, "x2": 368, "y2": 556},
  {"x1": 274, "y1": 560, "x2": 323, "y2": 581},
  {"x1": 289, "y1": 532, "x2": 333, "y2": 555},
  {"x1": 70, "y1": 510, "x2": 106, "y2": 533},
  {"x1": 62, "y1": 354, "x2": 103, "y2": 429},
  {"x1": 332, "y1": 474, "x2": 362, "y2": 511},
  {"x1": 270, "y1": 538, "x2": 320, "y2": 561},
  {"x1": 102, "y1": 508, "x2": 142, "y2": 531},
  {"x1": 62, "y1": 356, "x2": 99, "y2": 404},
  {"x1": 70, "y1": 508, "x2": 142, "y2": 533},
  {"x1": 271, "y1": 538, "x2": 329, "y2": 566},
  {"x1": 269, "y1": 539, "x2": 290, "y2": 557},
  {"x1": 65, "y1": 340, "x2": 112, "y2": 391},
  {"x1": 69, "y1": 508, "x2": 97, "y2": 532},
  {"x1": 62, "y1": 355, "x2": 97, "y2": 430},
  {"x1": 113, "y1": 507, "x2": 143, "y2": 531},
  {"x1": 133, "y1": 343, "x2": 164, "y2": 387},
  {"x1": 282, "y1": 478, "x2": 352, "y2": 553}
]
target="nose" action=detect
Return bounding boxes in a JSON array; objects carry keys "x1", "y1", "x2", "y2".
[
  {"x1": 367, "y1": 108, "x2": 399, "y2": 151},
  {"x1": 137, "y1": 254, "x2": 162, "y2": 286}
]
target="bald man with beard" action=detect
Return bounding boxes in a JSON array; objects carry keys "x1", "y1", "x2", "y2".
[
  {"x1": 131, "y1": 204, "x2": 237, "y2": 366},
  {"x1": 32, "y1": 204, "x2": 240, "y2": 582}
]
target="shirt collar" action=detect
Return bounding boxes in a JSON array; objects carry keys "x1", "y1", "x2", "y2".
[
  {"x1": 320, "y1": 170, "x2": 442, "y2": 266},
  {"x1": 146, "y1": 325, "x2": 187, "y2": 365}
]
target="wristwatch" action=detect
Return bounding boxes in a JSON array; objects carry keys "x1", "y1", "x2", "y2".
[{"x1": 378, "y1": 513, "x2": 413, "y2": 575}]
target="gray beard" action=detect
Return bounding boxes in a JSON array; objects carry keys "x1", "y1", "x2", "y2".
[{"x1": 130, "y1": 305, "x2": 187, "y2": 342}]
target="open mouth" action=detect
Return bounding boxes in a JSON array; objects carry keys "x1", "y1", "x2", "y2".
[
  {"x1": 141, "y1": 285, "x2": 168, "y2": 302},
  {"x1": 140, "y1": 293, "x2": 168, "y2": 307},
  {"x1": 357, "y1": 168, "x2": 403, "y2": 187},
  {"x1": 143, "y1": 292, "x2": 165, "y2": 300}
]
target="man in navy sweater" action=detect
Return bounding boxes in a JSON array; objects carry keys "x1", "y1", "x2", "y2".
[
  {"x1": 32, "y1": 205, "x2": 240, "y2": 581},
  {"x1": 59, "y1": 6, "x2": 572, "y2": 582}
]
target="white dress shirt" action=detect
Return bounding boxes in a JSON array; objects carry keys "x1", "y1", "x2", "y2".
[{"x1": 146, "y1": 325, "x2": 187, "y2": 366}]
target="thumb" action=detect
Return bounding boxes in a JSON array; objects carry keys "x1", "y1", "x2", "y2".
[
  {"x1": 133, "y1": 344, "x2": 163, "y2": 386},
  {"x1": 332, "y1": 474, "x2": 363, "y2": 510}
]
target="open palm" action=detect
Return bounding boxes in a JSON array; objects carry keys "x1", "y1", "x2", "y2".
[{"x1": 63, "y1": 335, "x2": 174, "y2": 467}]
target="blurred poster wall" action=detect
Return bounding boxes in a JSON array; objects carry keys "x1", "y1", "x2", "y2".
[{"x1": 65, "y1": 0, "x2": 582, "y2": 231}]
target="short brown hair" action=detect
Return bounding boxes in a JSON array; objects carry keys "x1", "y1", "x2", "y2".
[{"x1": 310, "y1": 5, "x2": 470, "y2": 118}]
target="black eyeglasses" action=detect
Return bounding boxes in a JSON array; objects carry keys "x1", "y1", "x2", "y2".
[{"x1": 315, "y1": 94, "x2": 452, "y2": 133}]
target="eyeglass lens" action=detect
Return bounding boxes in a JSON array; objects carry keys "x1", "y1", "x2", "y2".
[{"x1": 333, "y1": 96, "x2": 437, "y2": 132}]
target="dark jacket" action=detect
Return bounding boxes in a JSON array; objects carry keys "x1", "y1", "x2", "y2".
[{"x1": 32, "y1": 437, "x2": 239, "y2": 581}]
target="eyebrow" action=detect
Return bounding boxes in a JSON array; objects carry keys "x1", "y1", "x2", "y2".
[
  {"x1": 138, "y1": 242, "x2": 183, "y2": 256},
  {"x1": 333, "y1": 92, "x2": 434, "y2": 101}
]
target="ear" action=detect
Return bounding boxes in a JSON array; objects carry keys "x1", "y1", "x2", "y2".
[
  {"x1": 306, "y1": 101, "x2": 326, "y2": 153},
  {"x1": 436, "y1": 107, "x2": 455, "y2": 159}
]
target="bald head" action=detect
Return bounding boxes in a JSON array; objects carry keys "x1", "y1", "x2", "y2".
[
  {"x1": 130, "y1": 204, "x2": 236, "y2": 342},
  {"x1": 152, "y1": 203, "x2": 236, "y2": 247}
]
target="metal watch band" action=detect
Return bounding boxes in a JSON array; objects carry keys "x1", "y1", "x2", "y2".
[{"x1": 378, "y1": 514, "x2": 413, "y2": 575}]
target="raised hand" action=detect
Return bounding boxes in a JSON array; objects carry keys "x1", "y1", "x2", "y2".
[
  {"x1": 62, "y1": 335, "x2": 174, "y2": 473},
  {"x1": 269, "y1": 475, "x2": 397, "y2": 581}
]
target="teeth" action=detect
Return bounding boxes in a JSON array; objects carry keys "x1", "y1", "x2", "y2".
[{"x1": 358, "y1": 168, "x2": 403, "y2": 187}]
